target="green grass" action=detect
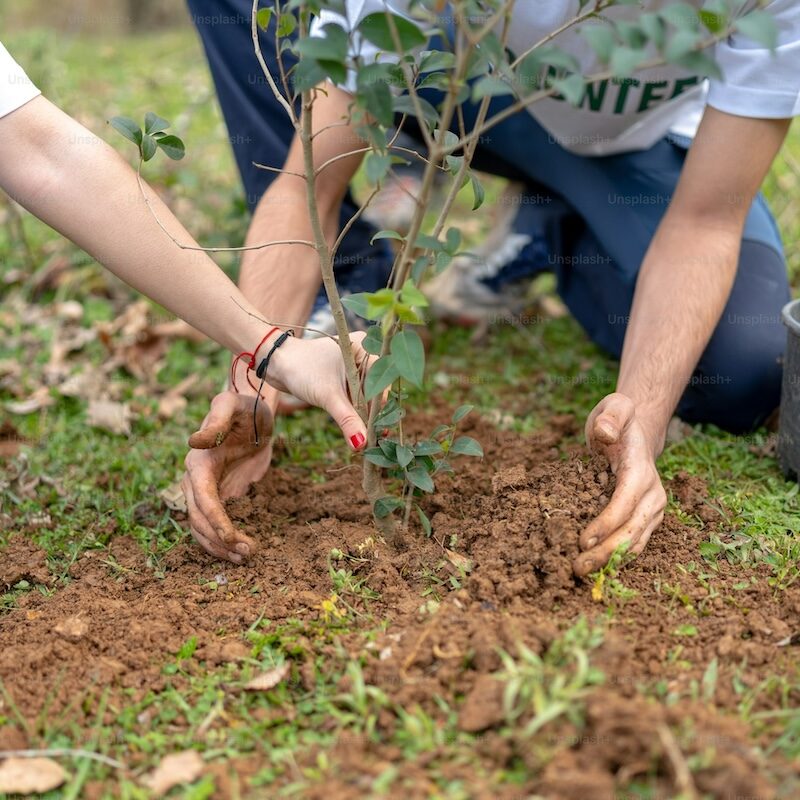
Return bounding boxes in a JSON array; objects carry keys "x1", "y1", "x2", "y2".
[{"x1": 1, "y1": 22, "x2": 800, "y2": 799}]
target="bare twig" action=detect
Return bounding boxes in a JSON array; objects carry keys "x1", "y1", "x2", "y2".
[
  {"x1": 656, "y1": 724, "x2": 699, "y2": 800},
  {"x1": 133, "y1": 167, "x2": 313, "y2": 252},
  {"x1": 251, "y1": 0, "x2": 297, "y2": 123}
]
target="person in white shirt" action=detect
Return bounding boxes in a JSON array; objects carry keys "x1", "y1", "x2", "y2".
[
  {"x1": 0, "y1": 40, "x2": 374, "y2": 562},
  {"x1": 184, "y1": 0, "x2": 798, "y2": 574}
]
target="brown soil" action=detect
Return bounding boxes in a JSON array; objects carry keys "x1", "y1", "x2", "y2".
[{"x1": 1, "y1": 413, "x2": 798, "y2": 799}]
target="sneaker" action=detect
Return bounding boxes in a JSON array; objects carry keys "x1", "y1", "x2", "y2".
[{"x1": 425, "y1": 182, "x2": 560, "y2": 324}]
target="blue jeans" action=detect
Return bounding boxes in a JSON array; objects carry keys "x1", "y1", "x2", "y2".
[{"x1": 187, "y1": 0, "x2": 789, "y2": 432}]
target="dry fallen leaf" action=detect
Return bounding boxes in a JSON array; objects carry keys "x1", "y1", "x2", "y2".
[
  {"x1": 5, "y1": 387, "x2": 54, "y2": 415},
  {"x1": 0, "y1": 757, "x2": 67, "y2": 795},
  {"x1": 157, "y1": 374, "x2": 198, "y2": 420},
  {"x1": 160, "y1": 480, "x2": 187, "y2": 513},
  {"x1": 87, "y1": 399, "x2": 133, "y2": 436},
  {"x1": 242, "y1": 662, "x2": 290, "y2": 692},
  {"x1": 58, "y1": 369, "x2": 109, "y2": 400},
  {"x1": 444, "y1": 549, "x2": 473, "y2": 573},
  {"x1": 141, "y1": 750, "x2": 204, "y2": 797},
  {"x1": 0, "y1": 420, "x2": 24, "y2": 459}
]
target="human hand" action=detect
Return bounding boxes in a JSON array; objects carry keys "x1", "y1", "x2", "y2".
[
  {"x1": 573, "y1": 393, "x2": 667, "y2": 577},
  {"x1": 182, "y1": 331, "x2": 373, "y2": 563},
  {"x1": 265, "y1": 331, "x2": 373, "y2": 450},
  {"x1": 182, "y1": 390, "x2": 274, "y2": 564}
]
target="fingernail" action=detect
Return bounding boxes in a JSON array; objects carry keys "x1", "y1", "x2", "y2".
[
  {"x1": 236, "y1": 543, "x2": 250, "y2": 556},
  {"x1": 598, "y1": 422, "x2": 616, "y2": 439},
  {"x1": 586, "y1": 537, "x2": 597, "y2": 549},
  {"x1": 350, "y1": 432, "x2": 366, "y2": 450}
]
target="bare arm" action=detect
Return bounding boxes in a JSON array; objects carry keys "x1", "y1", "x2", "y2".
[
  {"x1": 0, "y1": 95, "x2": 267, "y2": 356},
  {"x1": 619, "y1": 108, "x2": 791, "y2": 452},
  {"x1": 238, "y1": 82, "x2": 367, "y2": 336},
  {"x1": 575, "y1": 107, "x2": 791, "y2": 576}
]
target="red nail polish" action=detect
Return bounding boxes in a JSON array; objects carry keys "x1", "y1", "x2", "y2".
[{"x1": 350, "y1": 432, "x2": 366, "y2": 449}]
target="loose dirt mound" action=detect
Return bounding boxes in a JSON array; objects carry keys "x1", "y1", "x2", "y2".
[{"x1": 0, "y1": 414, "x2": 797, "y2": 798}]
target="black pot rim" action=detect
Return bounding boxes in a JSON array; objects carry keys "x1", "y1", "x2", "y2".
[{"x1": 782, "y1": 298, "x2": 800, "y2": 336}]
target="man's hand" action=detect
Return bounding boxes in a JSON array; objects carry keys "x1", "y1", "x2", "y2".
[
  {"x1": 573, "y1": 393, "x2": 666, "y2": 577},
  {"x1": 182, "y1": 391, "x2": 272, "y2": 564}
]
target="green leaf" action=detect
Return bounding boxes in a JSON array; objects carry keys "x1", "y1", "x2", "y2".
[
  {"x1": 393, "y1": 94, "x2": 438, "y2": 127},
  {"x1": 419, "y1": 49, "x2": 455, "y2": 72},
  {"x1": 445, "y1": 154, "x2": 464, "y2": 177},
  {"x1": 277, "y1": 12, "x2": 296, "y2": 37},
  {"x1": 406, "y1": 466, "x2": 434, "y2": 493},
  {"x1": 318, "y1": 59, "x2": 346, "y2": 84},
  {"x1": 370, "y1": 229, "x2": 405, "y2": 244},
  {"x1": 356, "y1": 65, "x2": 394, "y2": 127},
  {"x1": 141, "y1": 133, "x2": 157, "y2": 161},
  {"x1": 256, "y1": 7, "x2": 273, "y2": 30},
  {"x1": 698, "y1": 9, "x2": 724, "y2": 35},
  {"x1": 410, "y1": 255, "x2": 430, "y2": 283},
  {"x1": 363, "y1": 325, "x2": 383, "y2": 355},
  {"x1": 414, "y1": 232, "x2": 444, "y2": 251},
  {"x1": 659, "y1": 3, "x2": 700, "y2": 31},
  {"x1": 639, "y1": 13, "x2": 666, "y2": 50},
  {"x1": 365, "y1": 152, "x2": 392, "y2": 184},
  {"x1": 400, "y1": 279, "x2": 429, "y2": 308},
  {"x1": 292, "y1": 57, "x2": 327, "y2": 92},
  {"x1": 470, "y1": 173, "x2": 485, "y2": 210},
  {"x1": 450, "y1": 435, "x2": 483, "y2": 457},
  {"x1": 609, "y1": 46, "x2": 648, "y2": 77},
  {"x1": 530, "y1": 46, "x2": 581, "y2": 73},
  {"x1": 582, "y1": 24, "x2": 616, "y2": 62},
  {"x1": 552, "y1": 74, "x2": 585, "y2": 106},
  {"x1": 615, "y1": 20, "x2": 647, "y2": 49},
  {"x1": 341, "y1": 293, "x2": 370, "y2": 319},
  {"x1": 295, "y1": 23, "x2": 348, "y2": 62},
  {"x1": 155, "y1": 134, "x2": 185, "y2": 160},
  {"x1": 664, "y1": 28, "x2": 702, "y2": 61},
  {"x1": 735, "y1": 10, "x2": 778, "y2": 51},
  {"x1": 365, "y1": 355, "x2": 400, "y2": 399},
  {"x1": 375, "y1": 404, "x2": 403, "y2": 429},
  {"x1": 472, "y1": 75, "x2": 514, "y2": 101},
  {"x1": 396, "y1": 444, "x2": 414, "y2": 469},
  {"x1": 374, "y1": 496, "x2": 403, "y2": 518},
  {"x1": 109, "y1": 116, "x2": 142, "y2": 146},
  {"x1": 414, "y1": 440, "x2": 443, "y2": 456},
  {"x1": 366, "y1": 288, "x2": 396, "y2": 319},
  {"x1": 378, "y1": 439, "x2": 397, "y2": 459},
  {"x1": 444, "y1": 227, "x2": 461, "y2": 255},
  {"x1": 452, "y1": 404, "x2": 473, "y2": 423},
  {"x1": 144, "y1": 111, "x2": 169, "y2": 135},
  {"x1": 671, "y1": 51, "x2": 722, "y2": 81},
  {"x1": 364, "y1": 448, "x2": 397, "y2": 468},
  {"x1": 416, "y1": 71, "x2": 450, "y2": 91},
  {"x1": 390, "y1": 328, "x2": 425, "y2": 387},
  {"x1": 416, "y1": 505, "x2": 432, "y2": 536},
  {"x1": 358, "y1": 12, "x2": 427, "y2": 53}
]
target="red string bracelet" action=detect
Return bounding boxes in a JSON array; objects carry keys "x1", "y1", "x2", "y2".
[{"x1": 230, "y1": 326, "x2": 280, "y2": 394}]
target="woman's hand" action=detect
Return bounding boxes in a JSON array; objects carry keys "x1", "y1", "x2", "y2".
[{"x1": 266, "y1": 331, "x2": 373, "y2": 450}]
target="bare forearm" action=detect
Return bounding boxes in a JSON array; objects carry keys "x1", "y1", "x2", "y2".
[
  {"x1": 239, "y1": 83, "x2": 365, "y2": 333},
  {"x1": 0, "y1": 97, "x2": 267, "y2": 355},
  {"x1": 617, "y1": 215, "x2": 740, "y2": 453}
]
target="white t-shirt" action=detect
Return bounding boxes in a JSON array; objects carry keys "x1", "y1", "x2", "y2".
[
  {"x1": 315, "y1": 0, "x2": 800, "y2": 155},
  {"x1": 0, "y1": 41, "x2": 40, "y2": 119}
]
